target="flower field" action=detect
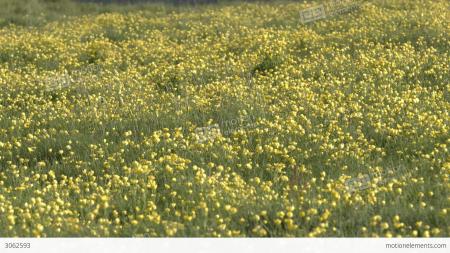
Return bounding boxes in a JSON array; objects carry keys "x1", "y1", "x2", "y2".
[{"x1": 0, "y1": 0, "x2": 448, "y2": 237}]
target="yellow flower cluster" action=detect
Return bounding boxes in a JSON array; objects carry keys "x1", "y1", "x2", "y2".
[{"x1": 0, "y1": 0, "x2": 448, "y2": 237}]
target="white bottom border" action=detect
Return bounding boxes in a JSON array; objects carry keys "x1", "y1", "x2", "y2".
[{"x1": 1, "y1": 238, "x2": 448, "y2": 253}]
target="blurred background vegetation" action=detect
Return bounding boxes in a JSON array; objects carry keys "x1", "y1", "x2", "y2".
[{"x1": 0, "y1": 0, "x2": 295, "y2": 27}]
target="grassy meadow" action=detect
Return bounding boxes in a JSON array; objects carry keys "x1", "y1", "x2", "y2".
[{"x1": 0, "y1": 0, "x2": 449, "y2": 237}]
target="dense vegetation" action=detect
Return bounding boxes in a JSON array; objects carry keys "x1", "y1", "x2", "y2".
[{"x1": 0, "y1": 0, "x2": 448, "y2": 237}]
